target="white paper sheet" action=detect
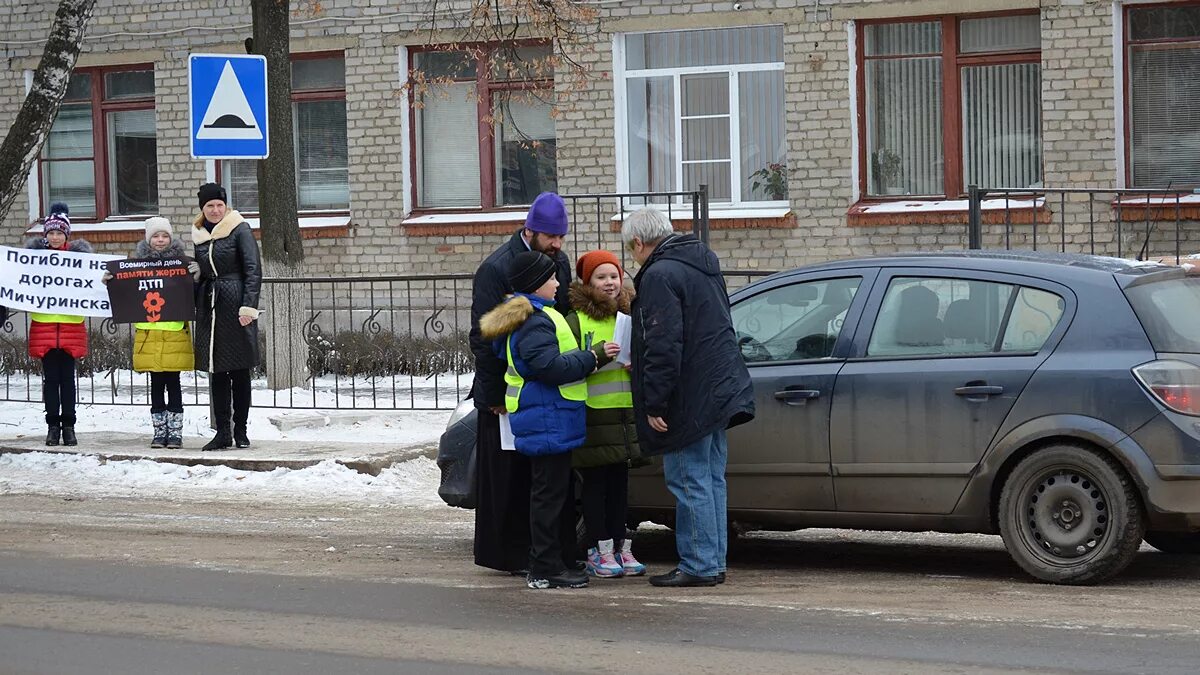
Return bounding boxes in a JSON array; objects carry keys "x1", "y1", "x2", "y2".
[
  {"x1": 498, "y1": 412, "x2": 516, "y2": 451},
  {"x1": 614, "y1": 312, "x2": 632, "y2": 365}
]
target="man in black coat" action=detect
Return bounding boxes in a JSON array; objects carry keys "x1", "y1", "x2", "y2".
[
  {"x1": 623, "y1": 207, "x2": 754, "y2": 588},
  {"x1": 469, "y1": 192, "x2": 575, "y2": 574}
]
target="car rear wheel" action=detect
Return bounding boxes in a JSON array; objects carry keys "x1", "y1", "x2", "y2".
[
  {"x1": 998, "y1": 445, "x2": 1144, "y2": 585},
  {"x1": 1143, "y1": 531, "x2": 1200, "y2": 554}
]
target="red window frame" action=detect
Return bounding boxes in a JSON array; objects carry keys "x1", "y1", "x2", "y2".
[
  {"x1": 856, "y1": 11, "x2": 1041, "y2": 201},
  {"x1": 215, "y1": 51, "x2": 349, "y2": 217},
  {"x1": 1123, "y1": 1, "x2": 1200, "y2": 189},
  {"x1": 38, "y1": 63, "x2": 155, "y2": 222},
  {"x1": 407, "y1": 42, "x2": 554, "y2": 212}
]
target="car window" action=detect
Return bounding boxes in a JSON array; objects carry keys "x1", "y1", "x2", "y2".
[
  {"x1": 732, "y1": 277, "x2": 862, "y2": 363},
  {"x1": 867, "y1": 277, "x2": 1014, "y2": 357},
  {"x1": 1124, "y1": 274, "x2": 1200, "y2": 353},
  {"x1": 1000, "y1": 287, "x2": 1066, "y2": 352}
]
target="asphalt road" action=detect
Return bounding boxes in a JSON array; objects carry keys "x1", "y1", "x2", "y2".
[{"x1": 2, "y1": 494, "x2": 1199, "y2": 674}]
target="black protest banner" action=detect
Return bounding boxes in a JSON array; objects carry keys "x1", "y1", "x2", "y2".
[{"x1": 105, "y1": 257, "x2": 196, "y2": 324}]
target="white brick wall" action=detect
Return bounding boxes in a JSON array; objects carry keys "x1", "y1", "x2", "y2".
[{"x1": 1, "y1": 0, "x2": 1192, "y2": 271}]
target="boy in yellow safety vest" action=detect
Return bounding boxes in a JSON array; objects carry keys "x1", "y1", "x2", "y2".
[{"x1": 479, "y1": 251, "x2": 618, "y2": 590}]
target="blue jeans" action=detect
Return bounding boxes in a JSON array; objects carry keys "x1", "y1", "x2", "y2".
[{"x1": 661, "y1": 429, "x2": 728, "y2": 578}]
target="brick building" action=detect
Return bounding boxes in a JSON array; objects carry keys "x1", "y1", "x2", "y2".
[{"x1": 2, "y1": 0, "x2": 1199, "y2": 275}]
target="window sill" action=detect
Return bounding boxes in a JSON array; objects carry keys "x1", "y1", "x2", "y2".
[
  {"x1": 847, "y1": 198, "x2": 1049, "y2": 227},
  {"x1": 607, "y1": 207, "x2": 796, "y2": 232},
  {"x1": 25, "y1": 215, "x2": 352, "y2": 241},
  {"x1": 1113, "y1": 194, "x2": 1200, "y2": 222},
  {"x1": 402, "y1": 210, "x2": 529, "y2": 237}
]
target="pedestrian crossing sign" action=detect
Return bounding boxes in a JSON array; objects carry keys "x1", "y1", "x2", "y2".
[{"x1": 188, "y1": 54, "x2": 269, "y2": 159}]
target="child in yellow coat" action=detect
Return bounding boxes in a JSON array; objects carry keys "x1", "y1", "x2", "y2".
[{"x1": 131, "y1": 217, "x2": 196, "y2": 448}]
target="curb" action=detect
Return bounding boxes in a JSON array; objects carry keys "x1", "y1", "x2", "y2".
[{"x1": 0, "y1": 443, "x2": 437, "y2": 476}]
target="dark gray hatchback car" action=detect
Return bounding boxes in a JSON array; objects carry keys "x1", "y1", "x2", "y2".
[{"x1": 441, "y1": 251, "x2": 1200, "y2": 584}]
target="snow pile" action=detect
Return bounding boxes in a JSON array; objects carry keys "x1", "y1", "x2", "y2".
[{"x1": 0, "y1": 452, "x2": 447, "y2": 507}]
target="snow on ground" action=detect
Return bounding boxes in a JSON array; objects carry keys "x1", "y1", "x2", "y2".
[
  {"x1": 0, "y1": 370, "x2": 471, "y2": 411},
  {"x1": 0, "y1": 451, "x2": 448, "y2": 507},
  {"x1": 0, "y1": 400, "x2": 453, "y2": 446}
]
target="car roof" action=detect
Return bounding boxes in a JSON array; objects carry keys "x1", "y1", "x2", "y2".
[{"x1": 767, "y1": 250, "x2": 1175, "y2": 283}]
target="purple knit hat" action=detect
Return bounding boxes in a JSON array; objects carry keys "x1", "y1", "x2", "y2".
[
  {"x1": 524, "y1": 192, "x2": 568, "y2": 236},
  {"x1": 42, "y1": 202, "x2": 71, "y2": 237}
]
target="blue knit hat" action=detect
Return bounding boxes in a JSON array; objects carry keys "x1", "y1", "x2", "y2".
[{"x1": 524, "y1": 192, "x2": 568, "y2": 236}]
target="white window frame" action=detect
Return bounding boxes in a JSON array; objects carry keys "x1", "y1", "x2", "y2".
[{"x1": 614, "y1": 26, "x2": 788, "y2": 209}]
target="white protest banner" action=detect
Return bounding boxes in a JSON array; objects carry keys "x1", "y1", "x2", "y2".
[{"x1": 0, "y1": 245, "x2": 124, "y2": 318}]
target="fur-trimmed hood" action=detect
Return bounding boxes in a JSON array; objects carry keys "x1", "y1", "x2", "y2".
[
  {"x1": 479, "y1": 295, "x2": 536, "y2": 340},
  {"x1": 134, "y1": 236, "x2": 187, "y2": 259},
  {"x1": 568, "y1": 281, "x2": 633, "y2": 321},
  {"x1": 191, "y1": 209, "x2": 246, "y2": 244},
  {"x1": 25, "y1": 237, "x2": 93, "y2": 254}
]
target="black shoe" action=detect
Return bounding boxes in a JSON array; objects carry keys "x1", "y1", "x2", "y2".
[
  {"x1": 527, "y1": 569, "x2": 589, "y2": 589},
  {"x1": 234, "y1": 425, "x2": 250, "y2": 449},
  {"x1": 61, "y1": 426, "x2": 78, "y2": 446},
  {"x1": 716, "y1": 572, "x2": 726, "y2": 584},
  {"x1": 565, "y1": 559, "x2": 586, "y2": 572},
  {"x1": 202, "y1": 432, "x2": 232, "y2": 451},
  {"x1": 648, "y1": 568, "x2": 718, "y2": 588},
  {"x1": 45, "y1": 424, "x2": 61, "y2": 446}
]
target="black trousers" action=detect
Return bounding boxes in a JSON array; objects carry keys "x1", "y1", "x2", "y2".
[
  {"x1": 528, "y1": 450, "x2": 577, "y2": 577},
  {"x1": 580, "y1": 462, "x2": 629, "y2": 547},
  {"x1": 210, "y1": 368, "x2": 251, "y2": 432},
  {"x1": 474, "y1": 410, "x2": 532, "y2": 572},
  {"x1": 42, "y1": 349, "x2": 76, "y2": 426},
  {"x1": 149, "y1": 372, "x2": 183, "y2": 414}
]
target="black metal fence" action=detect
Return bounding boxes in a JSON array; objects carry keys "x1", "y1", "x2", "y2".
[
  {"x1": 967, "y1": 185, "x2": 1200, "y2": 262},
  {"x1": 0, "y1": 189, "x2": 739, "y2": 412}
]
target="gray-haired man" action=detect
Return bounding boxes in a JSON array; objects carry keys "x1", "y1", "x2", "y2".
[{"x1": 622, "y1": 208, "x2": 754, "y2": 587}]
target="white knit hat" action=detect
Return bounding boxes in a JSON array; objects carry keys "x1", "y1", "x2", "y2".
[{"x1": 144, "y1": 216, "x2": 172, "y2": 241}]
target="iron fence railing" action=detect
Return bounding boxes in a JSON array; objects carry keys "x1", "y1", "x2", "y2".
[
  {"x1": 967, "y1": 185, "x2": 1200, "y2": 262},
  {"x1": 1, "y1": 269, "x2": 768, "y2": 411}
]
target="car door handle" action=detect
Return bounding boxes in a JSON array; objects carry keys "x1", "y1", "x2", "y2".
[
  {"x1": 954, "y1": 385, "x2": 1004, "y2": 397},
  {"x1": 774, "y1": 388, "x2": 820, "y2": 406}
]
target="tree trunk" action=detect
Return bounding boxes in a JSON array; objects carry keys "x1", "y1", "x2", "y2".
[
  {"x1": 251, "y1": 0, "x2": 308, "y2": 391},
  {"x1": 0, "y1": 0, "x2": 97, "y2": 225}
]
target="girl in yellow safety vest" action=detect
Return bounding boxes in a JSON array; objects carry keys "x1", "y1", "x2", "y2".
[{"x1": 565, "y1": 250, "x2": 646, "y2": 578}]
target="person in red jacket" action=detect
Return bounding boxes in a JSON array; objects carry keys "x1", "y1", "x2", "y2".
[{"x1": 26, "y1": 203, "x2": 93, "y2": 447}]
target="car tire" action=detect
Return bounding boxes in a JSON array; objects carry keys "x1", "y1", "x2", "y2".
[
  {"x1": 998, "y1": 445, "x2": 1144, "y2": 585},
  {"x1": 1143, "y1": 531, "x2": 1200, "y2": 554}
]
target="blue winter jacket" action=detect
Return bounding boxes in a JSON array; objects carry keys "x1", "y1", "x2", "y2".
[{"x1": 478, "y1": 292, "x2": 597, "y2": 456}]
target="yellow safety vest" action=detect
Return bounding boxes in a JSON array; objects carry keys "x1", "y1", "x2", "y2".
[
  {"x1": 134, "y1": 321, "x2": 186, "y2": 331},
  {"x1": 576, "y1": 313, "x2": 633, "y2": 409},
  {"x1": 30, "y1": 313, "x2": 84, "y2": 324},
  {"x1": 504, "y1": 305, "x2": 588, "y2": 413}
]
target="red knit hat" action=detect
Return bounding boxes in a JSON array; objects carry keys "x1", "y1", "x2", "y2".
[{"x1": 576, "y1": 250, "x2": 623, "y2": 283}]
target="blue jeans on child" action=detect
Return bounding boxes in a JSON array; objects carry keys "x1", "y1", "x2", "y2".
[{"x1": 661, "y1": 428, "x2": 728, "y2": 578}]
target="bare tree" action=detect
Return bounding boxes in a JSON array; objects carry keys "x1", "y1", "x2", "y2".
[
  {"x1": 0, "y1": 0, "x2": 97, "y2": 226},
  {"x1": 250, "y1": 0, "x2": 307, "y2": 390}
]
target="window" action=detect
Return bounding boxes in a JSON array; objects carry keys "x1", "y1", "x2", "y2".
[
  {"x1": 412, "y1": 45, "x2": 557, "y2": 209},
  {"x1": 619, "y1": 26, "x2": 787, "y2": 204},
  {"x1": 1126, "y1": 4, "x2": 1200, "y2": 187},
  {"x1": 867, "y1": 277, "x2": 1064, "y2": 357},
  {"x1": 859, "y1": 13, "x2": 1041, "y2": 198},
  {"x1": 221, "y1": 55, "x2": 348, "y2": 212},
  {"x1": 39, "y1": 66, "x2": 157, "y2": 219},
  {"x1": 731, "y1": 277, "x2": 862, "y2": 363}
]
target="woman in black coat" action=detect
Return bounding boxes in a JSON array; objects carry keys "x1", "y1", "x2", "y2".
[{"x1": 192, "y1": 183, "x2": 262, "y2": 451}]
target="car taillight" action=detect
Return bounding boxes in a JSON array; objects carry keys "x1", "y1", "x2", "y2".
[{"x1": 1133, "y1": 360, "x2": 1200, "y2": 416}]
